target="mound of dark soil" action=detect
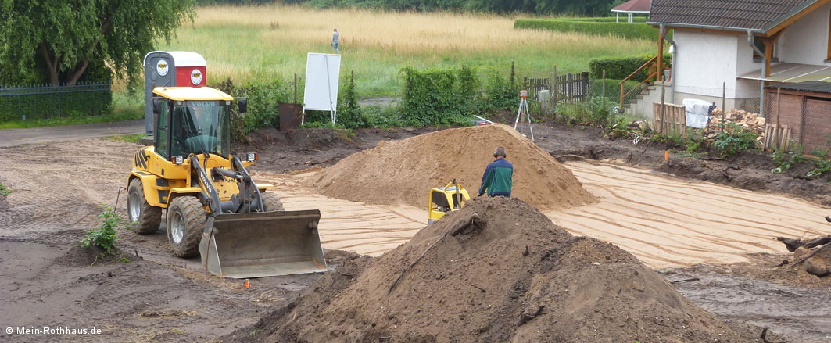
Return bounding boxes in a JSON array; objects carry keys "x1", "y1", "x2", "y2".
[{"x1": 226, "y1": 198, "x2": 763, "y2": 343}]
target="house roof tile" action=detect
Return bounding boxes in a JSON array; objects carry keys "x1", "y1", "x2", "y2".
[{"x1": 650, "y1": 0, "x2": 815, "y2": 31}]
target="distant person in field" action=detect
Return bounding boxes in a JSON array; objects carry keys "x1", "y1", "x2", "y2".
[
  {"x1": 478, "y1": 147, "x2": 513, "y2": 198},
  {"x1": 331, "y1": 28, "x2": 340, "y2": 53}
]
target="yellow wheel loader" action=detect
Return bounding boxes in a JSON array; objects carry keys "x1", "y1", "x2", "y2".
[{"x1": 126, "y1": 86, "x2": 326, "y2": 278}]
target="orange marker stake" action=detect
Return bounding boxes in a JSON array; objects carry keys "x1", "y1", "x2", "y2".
[
  {"x1": 664, "y1": 151, "x2": 669, "y2": 161},
  {"x1": 244, "y1": 279, "x2": 250, "y2": 289}
]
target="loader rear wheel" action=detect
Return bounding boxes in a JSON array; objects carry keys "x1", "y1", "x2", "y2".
[
  {"x1": 127, "y1": 179, "x2": 162, "y2": 234},
  {"x1": 167, "y1": 196, "x2": 205, "y2": 258},
  {"x1": 261, "y1": 192, "x2": 285, "y2": 212}
]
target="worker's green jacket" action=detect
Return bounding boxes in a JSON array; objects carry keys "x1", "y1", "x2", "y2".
[{"x1": 478, "y1": 158, "x2": 513, "y2": 197}]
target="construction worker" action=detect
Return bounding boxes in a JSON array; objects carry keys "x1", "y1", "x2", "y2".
[{"x1": 478, "y1": 147, "x2": 513, "y2": 197}]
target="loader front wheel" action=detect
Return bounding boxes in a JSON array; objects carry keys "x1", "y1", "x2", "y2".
[
  {"x1": 127, "y1": 179, "x2": 162, "y2": 234},
  {"x1": 261, "y1": 192, "x2": 285, "y2": 212},
  {"x1": 167, "y1": 196, "x2": 205, "y2": 258}
]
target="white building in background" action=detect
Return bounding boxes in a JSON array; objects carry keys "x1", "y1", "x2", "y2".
[{"x1": 641, "y1": 0, "x2": 831, "y2": 115}]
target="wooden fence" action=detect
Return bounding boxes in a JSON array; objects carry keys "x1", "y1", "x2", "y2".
[
  {"x1": 522, "y1": 72, "x2": 590, "y2": 109},
  {"x1": 653, "y1": 102, "x2": 686, "y2": 136}
]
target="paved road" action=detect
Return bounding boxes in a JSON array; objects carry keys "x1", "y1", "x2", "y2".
[{"x1": 0, "y1": 120, "x2": 145, "y2": 147}]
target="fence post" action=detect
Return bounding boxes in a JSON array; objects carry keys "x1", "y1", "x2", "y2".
[
  {"x1": 721, "y1": 82, "x2": 726, "y2": 132},
  {"x1": 552, "y1": 66, "x2": 558, "y2": 112},
  {"x1": 581, "y1": 72, "x2": 589, "y2": 102}
]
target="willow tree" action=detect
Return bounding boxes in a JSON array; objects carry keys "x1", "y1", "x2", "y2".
[{"x1": 0, "y1": 0, "x2": 196, "y2": 86}]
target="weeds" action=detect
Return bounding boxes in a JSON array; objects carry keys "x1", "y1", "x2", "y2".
[
  {"x1": 771, "y1": 142, "x2": 805, "y2": 174},
  {"x1": 713, "y1": 123, "x2": 758, "y2": 157},
  {"x1": 0, "y1": 183, "x2": 11, "y2": 196},
  {"x1": 80, "y1": 205, "x2": 127, "y2": 257}
]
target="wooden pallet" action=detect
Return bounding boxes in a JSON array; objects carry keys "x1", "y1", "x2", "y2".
[{"x1": 763, "y1": 124, "x2": 791, "y2": 151}]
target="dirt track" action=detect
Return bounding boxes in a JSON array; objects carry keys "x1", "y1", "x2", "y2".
[{"x1": 1, "y1": 124, "x2": 830, "y2": 342}]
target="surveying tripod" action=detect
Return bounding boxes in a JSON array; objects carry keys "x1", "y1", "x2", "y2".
[{"x1": 513, "y1": 90, "x2": 534, "y2": 141}]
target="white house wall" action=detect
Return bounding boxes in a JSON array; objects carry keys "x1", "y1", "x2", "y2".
[
  {"x1": 778, "y1": 2, "x2": 831, "y2": 64},
  {"x1": 674, "y1": 31, "x2": 741, "y2": 98},
  {"x1": 735, "y1": 39, "x2": 762, "y2": 98}
]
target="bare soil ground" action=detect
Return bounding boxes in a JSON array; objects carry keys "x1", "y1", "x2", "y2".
[{"x1": 0, "y1": 121, "x2": 829, "y2": 342}]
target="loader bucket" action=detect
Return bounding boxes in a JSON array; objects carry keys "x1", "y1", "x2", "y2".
[{"x1": 199, "y1": 209, "x2": 327, "y2": 278}]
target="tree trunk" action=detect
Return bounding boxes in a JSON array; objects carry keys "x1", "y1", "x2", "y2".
[
  {"x1": 66, "y1": 60, "x2": 89, "y2": 86},
  {"x1": 38, "y1": 42, "x2": 60, "y2": 86}
]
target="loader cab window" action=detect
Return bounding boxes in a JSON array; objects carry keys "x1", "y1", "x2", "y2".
[
  {"x1": 170, "y1": 101, "x2": 230, "y2": 158},
  {"x1": 155, "y1": 100, "x2": 170, "y2": 158}
]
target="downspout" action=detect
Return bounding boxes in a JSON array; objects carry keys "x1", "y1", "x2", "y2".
[
  {"x1": 660, "y1": 24, "x2": 676, "y2": 103},
  {"x1": 747, "y1": 30, "x2": 766, "y2": 117}
]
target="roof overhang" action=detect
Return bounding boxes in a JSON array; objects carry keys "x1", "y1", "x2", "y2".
[
  {"x1": 647, "y1": 21, "x2": 765, "y2": 35},
  {"x1": 738, "y1": 63, "x2": 831, "y2": 83},
  {"x1": 649, "y1": 0, "x2": 831, "y2": 37},
  {"x1": 612, "y1": 10, "x2": 650, "y2": 14}
]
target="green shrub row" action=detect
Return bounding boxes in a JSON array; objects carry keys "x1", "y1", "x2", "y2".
[
  {"x1": 399, "y1": 66, "x2": 518, "y2": 126},
  {"x1": 554, "y1": 16, "x2": 648, "y2": 23},
  {"x1": 514, "y1": 18, "x2": 660, "y2": 41},
  {"x1": 588, "y1": 55, "x2": 672, "y2": 81},
  {"x1": 0, "y1": 82, "x2": 112, "y2": 122}
]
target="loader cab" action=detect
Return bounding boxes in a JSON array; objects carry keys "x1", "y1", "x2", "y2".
[{"x1": 152, "y1": 87, "x2": 237, "y2": 160}]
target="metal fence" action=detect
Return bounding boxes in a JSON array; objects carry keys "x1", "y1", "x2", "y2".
[{"x1": 0, "y1": 82, "x2": 111, "y2": 122}]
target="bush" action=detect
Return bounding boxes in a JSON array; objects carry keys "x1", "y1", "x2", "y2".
[
  {"x1": 514, "y1": 18, "x2": 660, "y2": 41},
  {"x1": 713, "y1": 123, "x2": 758, "y2": 157},
  {"x1": 589, "y1": 55, "x2": 672, "y2": 80},
  {"x1": 399, "y1": 66, "x2": 480, "y2": 126},
  {"x1": 336, "y1": 72, "x2": 366, "y2": 129},
  {"x1": 557, "y1": 96, "x2": 615, "y2": 126},
  {"x1": 210, "y1": 78, "x2": 291, "y2": 136},
  {"x1": 80, "y1": 205, "x2": 127, "y2": 257}
]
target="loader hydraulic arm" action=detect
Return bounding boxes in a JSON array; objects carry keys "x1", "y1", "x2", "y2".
[
  {"x1": 190, "y1": 154, "x2": 222, "y2": 216},
  {"x1": 208, "y1": 155, "x2": 264, "y2": 213}
]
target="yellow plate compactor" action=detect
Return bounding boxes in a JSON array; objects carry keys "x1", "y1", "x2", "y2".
[{"x1": 427, "y1": 179, "x2": 471, "y2": 224}]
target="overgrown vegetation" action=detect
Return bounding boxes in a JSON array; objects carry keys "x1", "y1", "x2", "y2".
[
  {"x1": 80, "y1": 205, "x2": 127, "y2": 257},
  {"x1": 515, "y1": 18, "x2": 659, "y2": 40},
  {"x1": 712, "y1": 123, "x2": 759, "y2": 157}
]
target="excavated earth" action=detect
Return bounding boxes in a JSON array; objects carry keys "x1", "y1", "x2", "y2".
[
  {"x1": 223, "y1": 197, "x2": 768, "y2": 343},
  {"x1": 0, "y1": 120, "x2": 830, "y2": 342}
]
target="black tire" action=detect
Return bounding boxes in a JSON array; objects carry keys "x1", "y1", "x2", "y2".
[
  {"x1": 166, "y1": 196, "x2": 206, "y2": 258},
  {"x1": 127, "y1": 179, "x2": 162, "y2": 235},
  {"x1": 260, "y1": 192, "x2": 285, "y2": 212}
]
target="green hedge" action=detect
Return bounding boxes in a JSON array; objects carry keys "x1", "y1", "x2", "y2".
[
  {"x1": 514, "y1": 18, "x2": 660, "y2": 41},
  {"x1": 589, "y1": 55, "x2": 672, "y2": 81},
  {"x1": 0, "y1": 82, "x2": 111, "y2": 122}
]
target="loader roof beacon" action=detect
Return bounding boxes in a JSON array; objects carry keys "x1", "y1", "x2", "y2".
[{"x1": 129, "y1": 51, "x2": 327, "y2": 278}]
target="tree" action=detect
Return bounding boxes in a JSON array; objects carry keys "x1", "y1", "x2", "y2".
[{"x1": 0, "y1": 0, "x2": 196, "y2": 86}]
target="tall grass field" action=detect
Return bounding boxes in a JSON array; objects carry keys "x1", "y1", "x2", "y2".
[{"x1": 153, "y1": 5, "x2": 654, "y2": 97}]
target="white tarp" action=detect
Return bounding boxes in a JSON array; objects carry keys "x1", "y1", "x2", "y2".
[
  {"x1": 682, "y1": 98, "x2": 714, "y2": 128},
  {"x1": 303, "y1": 53, "x2": 341, "y2": 123}
]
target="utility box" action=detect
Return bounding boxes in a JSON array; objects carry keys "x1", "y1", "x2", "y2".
[{"x1": 142, "y1": 51, "x2": 208, "y2": 135}]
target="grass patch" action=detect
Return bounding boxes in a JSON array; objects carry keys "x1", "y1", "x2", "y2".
[
  {"x1": 106, "y1": 134, "x2": 146, "y2": 143},
  {"x1": 158, "y1": 5, "x2": 654, "y2": 97}
]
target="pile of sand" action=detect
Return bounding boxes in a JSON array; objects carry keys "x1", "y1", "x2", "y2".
[
  {"x1": 227, "y1": 198, "x2": 762, "y2": 343},
  {"x1": 314, "y1": 124, "x2": 596, "y2": 210}
]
